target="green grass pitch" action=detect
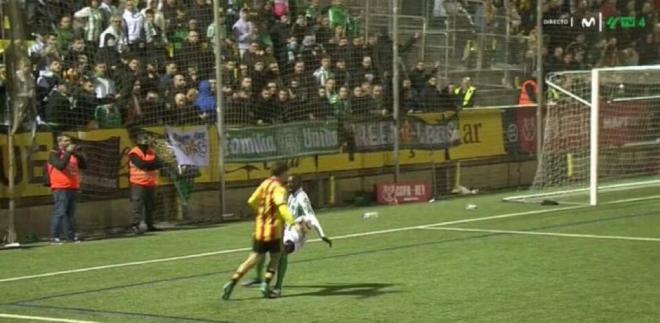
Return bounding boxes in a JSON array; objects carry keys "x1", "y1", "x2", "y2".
[{"x1": 1, "y1": 191, "x2": 659, "y2": 322}]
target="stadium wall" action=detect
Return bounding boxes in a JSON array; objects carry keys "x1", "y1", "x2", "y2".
[{"x1": 1, "y1": 158, "x2": 536, "y2": 241}]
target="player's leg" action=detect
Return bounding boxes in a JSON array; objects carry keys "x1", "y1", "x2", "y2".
[
  {"x1": 273, "y1": 241, "x2": 294, "y2": 295},
  {"x1": 242, "y1": 255, "x2": 266, "y2": 287},
  {"x1": 260, "y1": 251, "x2": 281, "y2": 297},
  {"x1": 223, "y1": 240, "x2": 267, "y2": 300},
  {"x1": 260, "y1": 240, "x2": 283, "y2": 298}
]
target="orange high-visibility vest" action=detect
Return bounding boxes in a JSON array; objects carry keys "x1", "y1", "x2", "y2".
[
  {"x1": 128, "y1": 147, "x2": 158, "y2": 187},
  {"x1": 48, "y1": 151, "x2": 81, "y2": 190},
  {"x1": 518, "y1": 80, "x2": 538, "y2": 106}
]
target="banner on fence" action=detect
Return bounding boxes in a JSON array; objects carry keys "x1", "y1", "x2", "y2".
[
  {"x1": 375, "y1": 182, "x2": 432, "y2": 204},
  {"x1": 76, "y1": 137, "x2": 121, "y2": 197},
  {"x1": 167, "y1": 127, "x2": 210, "y2": 166},
  {"x1": 348, "y1": 113, "x2": 461, "y2": 152},
  {"x1": 225, "y1": 121, "x2": 340, "y2": 162}
]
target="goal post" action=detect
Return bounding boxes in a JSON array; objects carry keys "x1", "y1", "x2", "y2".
[{"x1": 505, "y1": 64, "x2": 660, "y2": 206}]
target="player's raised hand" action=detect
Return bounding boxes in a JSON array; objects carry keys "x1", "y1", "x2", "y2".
[{"x1": 322, "y1": 237, "x2": 332, "y2": 248}]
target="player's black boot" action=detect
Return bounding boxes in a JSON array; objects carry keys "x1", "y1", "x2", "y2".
[{"x1": 222, "y1": 281, "x2": 236, "y2": 300}]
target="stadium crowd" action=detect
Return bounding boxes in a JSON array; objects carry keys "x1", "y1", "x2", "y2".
[{"x1": 4, "y1": 0, "x2": 660, "y2": 131}]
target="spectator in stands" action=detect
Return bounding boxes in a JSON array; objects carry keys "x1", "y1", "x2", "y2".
[
  {"x1": 256, "y1": 87, "x2": 275, "y2": 124},
  {"x1": 518, "y1": 76, "x2": 538, "y2": 106},
  {"x1": 313, "y1": 56, "x2": 334, "y2": 87},
  {"x1": 354, "y1": 56, "x2": 379, "y2": 85},
  {"x1": 638, "y1": 33, "x2": 658, "y2": 65},
  {"x1": 238, "y1": 77, "x2": 254, "y2": 97},
  {"x1": 159, "y1": 62, "x2": 178, "y2": 92},
  {"x1": 601, "y1": 36, "x2": 621, "y2": 66},
  {"x1": 332, "y1": 86, "x2": 352, "y2": 118},
  {"x1": 328, "y1": 37, "x2": 350, "y2": 63},
  {"x1": 271, "y1": 14, "x2": 292, "y2": 68},
  {"x1": 243, "y1": 42, "x2": 262, "y2": 69},
  {"x1": 99, "y1": 0, "x2": 120, "y2": 26},
  {"x1": 409, "y1": 61, "x2": 439, "y2": 94},
  {"x1": 371, "y1": 84, "x2": 389, "y2": 116},
  {"x1": 92, "y1": 61, "x2": 116, "y2": 99},
  {"x1": 37, "y1": 59, "x2": 63, "y2": 106},
  {"x1": 186, "y1": 65, "x2": 202, "y2": 90},
  {"x1": 176, "y1": 30, "x2": 213, "y2": 76},
  {"x1": 290, "y1": 61, "x2": 315, "y2": 97},
  {"x1": 139, "y1": 91, "x2": 167, "y2": 126},
  {"x1": 265, "y1": 63, "x2": 284, "y2": 88},
  {"x1": 233, "y1": 9, "x2": 254, "y2": 59},
  {"x1": 227, "y1": 89, "x2": 253, "y2": 125},
  {"x1": 420, "y1": 76, "x2": 443, "y2": 112},
  {"x1": 348, "y1": 36, "x2": 368, "y2": 70},
  {"x1": 166, "y1": 92, "x2": 202, "y2": 125},
  {"x1": 140, "y1": 62, "x2": 160, "y2": 96},
  {"x1": 273, "y1": 0, "x2": 290, "y2": 19},
  {"x1": 251, "y1": 61, "x2": 269, "y2": 94},
  {"x1": 64, "y1": 38, "x2": 92, "y2": 70},
  {"x1": 160, "y1": 0, "x2": 179, "y2": 29},
  {"x1": 124, "y1": 79, "x2": 144, "y2": 127},
  {"x1": 311, "y1": 87, "x2": 330, "y2": 119},
  {"x1": 275, "y1": 89, "x2": 293, "y2": 123},
  {"x1": 142, "y1": 0, "x2": 166, "y2": 35},
  {"x1": 44, "y1": 83, "x2": 73, "y2": 129},
  {"x1": 189, "y1": 0, "x2": 214, "y2": 30},
  {"x1": 55, "y1": 16, "x2": 75, "y2": 56},
  {"x1": 74, "y1": 0, "x2": 104, "y2": 46},
  {"x1": 48, "y1": 134, "x2": 87, "y2": 244},
  {"x1": 167, "y1": 73, "x2": 188, "y2": 99},
  {"x1": 400, "y1": 79, "x2": 420, "y2": 114},
  {"x1": 566, "y1": 34, "x2": 587, "y2": 58},
  {"x1": 96, "y1": 34, "x2": 121, "y2": 68},
  {"x1": 195, "y1": 80, "x2": 217, "y2": 121},
  {"x1": 315, "y1": 16, "x2": 333, "y2": 46},
  {"x1": 223, "y1": 60, "x2": 239, "y2": 89},
  {"x1": 351, "y1": 86, "x2": 370, "y2": 116},
  {"x1": 128, "y1": 134, "x2": 163, "y2": 234},
  {"x1": 123, "y1": 0, "x2": 146, "y2": 54},
  {"x1": 561, "y1": 52, "x2": 578, "y2": 70},
  {"x1": 99, "y1": 15, "x2": 126, "y2": 51},
  {"x1": 334, "y1": 58, "x2": 351, "y2": 89},
  {"x1": 72, "y1": 77, "x2": 105, "y2": 128},
  {"x1": 453, "y1": 77, "x2": 476, "y2": 108},
  {"x1": 374, "y1": 30, "x2": 420, "y2": 79},
  {"x1": 291, "y1": 14, "x2": 307, "y2": 42},
  {"x1": 305, "y1": 0, "x2": 321, "y2": 23}
]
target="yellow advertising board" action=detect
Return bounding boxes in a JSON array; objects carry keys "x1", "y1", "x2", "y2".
[{"x1": 0, "y1": 110, "x2": 505, "y2": 198}]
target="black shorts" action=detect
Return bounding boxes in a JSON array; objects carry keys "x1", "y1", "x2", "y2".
[{"x1": 252, "y1": 239, "x2": 281, "y2": 254}]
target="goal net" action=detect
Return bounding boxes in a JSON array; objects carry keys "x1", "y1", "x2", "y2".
[{"x1": 505, "y1": 65, "x2": 660, "y2": 205}]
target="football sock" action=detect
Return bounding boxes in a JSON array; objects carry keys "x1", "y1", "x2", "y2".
[
  {"x1": 253, "y1": 256, "x2": 266, "y2": 281},
  {"x1": 274, "y1": 253, "x2": 288, "y2": 289}
]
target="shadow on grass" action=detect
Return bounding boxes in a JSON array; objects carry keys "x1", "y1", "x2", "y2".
[
  {"x1": 283, "y1": 283, "x2": 401, "y2": 299},
  {"x1": 233, "y1": 283, "x2": 401, "y2": 301}
]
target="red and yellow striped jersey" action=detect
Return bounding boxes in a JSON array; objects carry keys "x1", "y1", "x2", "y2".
[{"x1": 248, "y1": 177, "x2": 295, "y2": 242}]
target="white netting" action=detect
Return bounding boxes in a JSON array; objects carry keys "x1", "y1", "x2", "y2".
[{"x1": 513, "y1": 66, "x2": 660, "y2": 204}]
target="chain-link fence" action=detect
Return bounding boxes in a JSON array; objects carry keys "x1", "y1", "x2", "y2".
[{"x1": 1, "y1": 0, "x2": 542, "y2": 244}]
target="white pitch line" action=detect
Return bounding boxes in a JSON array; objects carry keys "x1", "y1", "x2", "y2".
[
  {"x1": 421, "y1": 227, "x2": 660, "y2": 242},
  {"x1": 0, "y1": 313, "x2": 100, "y2": 323},
  {"x1": 0, "y1": 205, "x2": 587, "y2": 284}
]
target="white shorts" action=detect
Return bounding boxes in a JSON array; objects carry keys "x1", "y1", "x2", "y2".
[{"x1": 283, "y1": 226, "x2": 306, "y2": 253}]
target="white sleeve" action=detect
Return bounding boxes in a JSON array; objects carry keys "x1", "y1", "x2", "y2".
[
  {"x1": 299, "y1": 193, "x2": 326, "y2": 237},
  {"x1": 74, "y1": 7, "x2": 91, "y2": 18},
  {"x1": 306, "y1": 213, "x2": 326, "y2": 238}
]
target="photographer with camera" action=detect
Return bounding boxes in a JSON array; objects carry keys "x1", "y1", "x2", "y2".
[{"x1": 47, "y1": 134, "x2": 87, "y2": 245}]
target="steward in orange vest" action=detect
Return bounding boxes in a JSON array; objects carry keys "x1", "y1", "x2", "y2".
[
  {"x1": 128, "y1": 135, "x2": 163, "y2": 234},
  {"x1": 48, "y1": 134, "x2": 87, "y2": 244},
  {"x1": 518, "y1": 78, "x2": 538, "y2": 106}
]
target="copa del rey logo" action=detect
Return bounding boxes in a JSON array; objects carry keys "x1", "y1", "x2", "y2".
[{"x1": 376, "y1": 182, "x2": 432, "y2": 205}]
